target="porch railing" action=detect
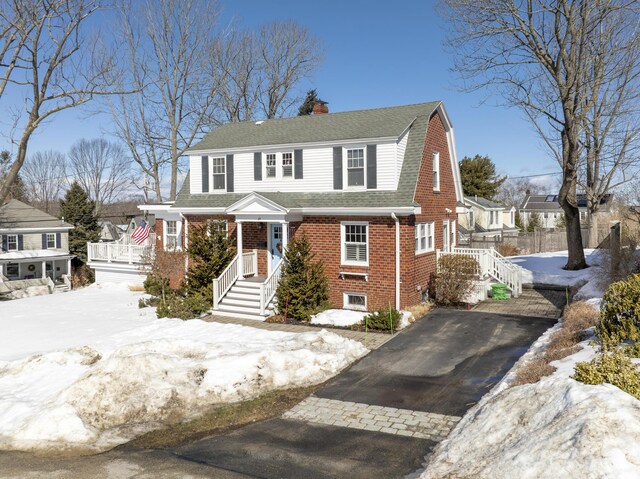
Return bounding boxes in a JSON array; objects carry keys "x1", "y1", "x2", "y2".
[
  {"x1": 260, "y1": 259, "x2": 283, "y2": 315},
  {"x1": 87, "y1": 233, "x2": 156, "y2": 264},
  {"x1": 213, "y1": 251, "x2": 258, "y2": 309},
  {"x1": 436, "y1": 247, "x2": 522, "y2": 297}
]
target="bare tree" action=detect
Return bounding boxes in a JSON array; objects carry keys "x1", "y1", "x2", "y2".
[
  {"x1": 108, "y1": 0, "x2": 222, "y2": 202},
  {"x1": 67, "y1": 138, "x2": 131, "y2": 216},
  {"x1": 0, "y1": 0, "x2": 119, "y2": 206},
  {"x1": 496, "y1": 177, "x2": 546, "y2": 209},
  {"x1": 21, "y1": 150, "x2": 66, "y2": 214},
  {"x1": 441, "y1": 0, "x2": 640, "y2": 269}
]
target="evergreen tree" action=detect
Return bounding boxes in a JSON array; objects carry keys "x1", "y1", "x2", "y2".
[
  {"x1": 514, "y1": 210, "x2": 524, "y2": 230},
  {"x1": 555, "y1": 213, "x2": 567, "y2": 228},
  {"x1": 298, "y1": 89, "x2": 321, "y2": 116},
  {"x1": 60, "y1": 182, "x2": 100, "y2": 262},
  {"x1": 459, "y1": 154, "x2": 506, "y2": 199},
  {"x1": 276, "y1": 232, "x2": 329, "y2": 321},
  {"x1": 526, "y1": 212, "x2": 542, "y2": 232},
  {"x1": 184, "y1": 222, "x2": 234, "y2": 295}
]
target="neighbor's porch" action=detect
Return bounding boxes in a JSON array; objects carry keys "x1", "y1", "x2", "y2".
[{"x1": 0, "y1": 254, "x2": 72, "y2": 283}]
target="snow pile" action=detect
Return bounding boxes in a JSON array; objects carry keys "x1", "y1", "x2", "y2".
[
  {"x1": 511, "y1": 249, "x2": 602, "y2": 287},
  {"x1": 310, "y1": 309, "x2": 413, "y2": 330},
  {"x1": 422, "y1": 374, "x2": 640, "y2": 479},
  {"x1": 311, "y1": 309, "x2": 366, "y2": 327},
  {"x1": 0, "y1": 284, "x2": 368, "y2": 453}
]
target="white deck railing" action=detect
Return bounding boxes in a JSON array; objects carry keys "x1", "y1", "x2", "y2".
[
  {"x1": 260, "y1": 260, "x2": 283, "y2": 315},
  {"x1": 87, "y1": 233, "x2": 156, "y2": 264},
  {"x1": 436, "y1": 247, "x2": 522, "y2": 297},
  {"x1": 213, "y1": 251, "x2": 258, "y2": 309}
]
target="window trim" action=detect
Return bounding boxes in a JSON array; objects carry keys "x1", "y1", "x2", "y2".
[
  {"x1": 343, "y1": 292, "x2": 367, "y2": 311},
  {"x1": 164, "y1": 219, "x2": 180, "y2": 251},
  {"x1": 211, "y1": 156, "x2": 226, "y2": 190},
  {"x1": 442, "y1": 219, "x2": 450, "y2": 253},
  {"x1": 6, "y1": 234, "x2": 18, "y2": 251},
  {"x1": 263, "y1": 151, "x2": 295, "y2": 181},
  {"x1": 281, "y1": 151, "x2": 293, "y2": 178},
  {"x1": 343, "y1": 146, "x2": 367, "y2": 190},
  {"x1": 341, "y1": 221, "x2": 369, "y2": 266},
  {"x1": 207, "y1": 219, "x2": 229, "y2": 237},
  {"x1": 432, "y1": 152, "x2": 440, "y2": 191},
  {"x1": 46, "y1": 233, "x2": 56, "y2": 249},
  {"x1": 415, "y1": 221, "x2": 435, "y2": 255},
  {"x1": 451, "y1": 219, "x2": 457, "y2": 249}
]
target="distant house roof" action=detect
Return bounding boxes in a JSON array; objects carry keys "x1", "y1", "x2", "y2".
[
  {"x1": 176, "y1": 102, "x2": 455, "y2": 210},
  {"x1": 0, "y1": 199, "x2": 73, "y2": 230},
  {"x1": 464, "y1": 195, "x2": 508, "y2": 210},
  {"x1": 520, "y1": 194, "x2": 613, "y2": 211},
  {"x1": 99, "y1": 220, "x2": 122, "y2": 242}
]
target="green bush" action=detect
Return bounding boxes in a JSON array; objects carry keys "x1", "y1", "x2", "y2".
[
  {"x1": 364, "y1": 307, "x2": 402, "y2": 332},
  {"x1": 435, "y1": 254, "x2": 479, "y2": 305},
  {"x1": 184, "y1": 222, "x2": 234, "y2": 296},
  {"x1": 595, "y1": 274, "x2": 640, "y2": 343},
  {"x1": 156, "y1": 292, "x2": 210, "y2": 320},
  {"x1": 144, "y1": 273, "x2": 170, "y2": 298},
  {"x1": 573, "y1": 348, "x2": 640, "y2": 400},
  {"x1": 623, "y1": 342, "x2": 640, "y2": 358},
  {"x1": 276, "y1": 233, "x2": 329, "y2": 322}
]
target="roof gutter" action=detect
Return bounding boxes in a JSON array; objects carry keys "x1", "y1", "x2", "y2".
[{"x1": 391, "y1": 212, "x2": 401, "y2": 311}]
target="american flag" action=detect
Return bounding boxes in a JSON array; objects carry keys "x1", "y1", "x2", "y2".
[{"x1": 131, "y1": 220, "x2": 151, "y2": 245}]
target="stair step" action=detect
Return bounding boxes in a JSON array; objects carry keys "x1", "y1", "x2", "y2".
[
  {"x1": 235, "y1": 280, "x2": 263, "y2": 289},
  {"x1": 226, "y1": 291, "x2": 261, "y2": 301},
  {"x1": 213, "y1": 309, "x2": 267, "y2": 321},
  {"x1": 221, "y1": 297, "x2": 261, "y2": 308},
  {"x1": 217, "y1": 303, "x2": 263, "y2": 314}
]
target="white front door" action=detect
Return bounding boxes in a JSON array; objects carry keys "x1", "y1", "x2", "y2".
[{"x1": 270, "y1": 224, "x2": 283, "y2": 271}]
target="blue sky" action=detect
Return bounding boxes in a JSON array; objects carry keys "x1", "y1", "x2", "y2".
[{"x1": 1, "y1": 0, "x2": 561, "y2": 184}]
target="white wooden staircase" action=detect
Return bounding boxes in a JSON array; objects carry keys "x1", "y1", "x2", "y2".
[{"x1": 212, "y1": 251, "x2": 282, "y2": 320}]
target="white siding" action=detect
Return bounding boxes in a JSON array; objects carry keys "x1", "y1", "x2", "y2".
[
  {"x1": 94, "y1": 267, "x2": 146, "y2": 286},
  {"x1": 189, "y1": 139, "x2": 401, "y2": 194},
  {"x1": 396, "y1": 130, "x2": 409, "y2": 180}
]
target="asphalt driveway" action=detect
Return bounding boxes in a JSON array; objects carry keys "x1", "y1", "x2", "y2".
[{"x1": 173, "y1": 308, "x2": 556, "y2": 479}]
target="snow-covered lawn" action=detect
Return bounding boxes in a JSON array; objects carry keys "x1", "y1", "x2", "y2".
[
  {"x1": 422, "y1": 250, "x2": 640, "y2": 479},
  {"x1": 0, "y1": 284, "x2": 367, "y2": 453},
  {"x1": 511, "y1": 248, "x2": 604, "y2": 288}
]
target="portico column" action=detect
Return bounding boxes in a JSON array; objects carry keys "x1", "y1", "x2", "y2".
[
  {"x1": 41, "y1": 260, "x2": 46, "y2": 279},
  {"x1": 282, "y1": 221, "x2": 289, "y2": 251},
  {"x1": 237, "y1": 221, "x2": 244, "y2": 278}
]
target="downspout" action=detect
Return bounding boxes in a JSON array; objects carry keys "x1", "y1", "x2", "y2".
[
  {"x1": 180, "y1": 213, "x2": 189, "y2": 272},
  {"x1": 391, "y1": 213, "x2": 400, "y2": 311}
]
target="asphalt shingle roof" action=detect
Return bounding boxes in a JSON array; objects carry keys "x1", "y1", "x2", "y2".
[
  {"x1": 176, "y1": 102, "x2": 441, "y2": 210},
  {"x1": 464, "y1": 195, "x2": 506, "y2": 209},
  {"x1": 0, "y1": 199, "x2": 73, "y2": 229}
]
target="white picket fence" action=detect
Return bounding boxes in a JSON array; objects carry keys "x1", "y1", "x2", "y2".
[{"x1": 436, "y1": 247, "x2": 523, "y2": 297}]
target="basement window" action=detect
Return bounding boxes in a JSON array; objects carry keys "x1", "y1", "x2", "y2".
[{"x1": 344, "y1": 293, "x2": 367, "y2": 311}]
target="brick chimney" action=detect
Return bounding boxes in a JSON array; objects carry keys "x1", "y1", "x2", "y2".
[{"x1": 312, "y1": 101, "x2": 329, "y2": 115}]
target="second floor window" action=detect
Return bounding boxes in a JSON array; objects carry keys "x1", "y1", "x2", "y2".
[
  {"x1": 347, "y1": 148, "x2": 365, "y2": 187},
  {"x1": 47, "y1": 233, "x2": 56, "y2": 248},
  {"x1": 212, "y1": 157, "x2": 225, "y2": 190},
  {"x1": 266, "y1": 154, "x2": 277, "y2": 178},
  {"x1": 282, "y1": 152, "x2": 293, "y2": 177},
  {"x1": 7, "y1": 234, "x2": 17, "y2": 251}
]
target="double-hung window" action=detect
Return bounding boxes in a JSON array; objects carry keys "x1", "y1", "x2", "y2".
[
  {"x1": 165, "y1": 220, "x2": 179, "y2": 250},
  {"x1": 342, "y1": 222, "x2": 368, "y2": 265},
  {"x1": 46, "y1": 233, "x2": 56, "y2": 248},
  {"x1": 415, "y1": 222, "x2": 434, "y2": 254},
  {"x1": 7, "y1": 234, "x2": 17, "y2": 251},
  {"x1": 212, "y1": 157, "x2": 226, "y2": 190},
  {"x1": 207, "y1": 219, "x2": 228, "y2": 236},
  {"x1": 432, "y1": 152, "x2": 440, "y2": 191},
  {"x1": 266, "y1": 153, "x2": 277, "y2": 178},
  {"x1": 346, "y1": 148, "x2": 365, "y2": 187},
  {"x1": 282, "y1": 152, "x2": 293, "y2": 177}
]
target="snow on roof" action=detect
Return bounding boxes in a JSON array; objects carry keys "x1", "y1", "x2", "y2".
[{"x1": 0, "y1": 249, "x2": 72, "y2": 260}]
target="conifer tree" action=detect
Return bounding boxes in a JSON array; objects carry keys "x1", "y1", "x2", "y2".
[
  {"x1": 298, "y1": 89, "x2": 321, "y2": 116},
  {"x1": 514, "y1": 210, "x2": 524, "y2": 230},
  {"x1": 184, "y1": 222, "x2": 234, "y2": 295},
  {"x1": 60, "y1": 182, "x2": 100, "y2": 262},
  {"x1": 459, "y1": 155, "x2": 506, "y2": 199},
  {"x1": 276, "y1": 232, "x2": 329, "y2": 321},
  {"x1": 527, "y1": 212, "x2": 543, "y2": 233}
]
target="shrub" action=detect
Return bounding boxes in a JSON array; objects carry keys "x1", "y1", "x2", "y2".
[
  {"x1": 595, "y1": 274, "x2": 640, "y2": 343},
  {"x1": 156, "y1": 292, "x2": 210, "y2": 320},
  {"x1": 276, "y1": 233, "x2": 329, "y2": 322},
  {"x1": 144, "y1": 273, "x2": 170, "y2": 298},
  {"x1": 573, "y1": 348, "x2": 640, "y2": 400},
  {"x1": 435, "y1": 254, "x2": 479, "y2": 305},
  {"x1": 623, "y1": 342, "x2": 640, "y2": 358},
  {"x1": 563, "y1": 301, "x2": 600, "y2": 334},
  {"x1": 364, "y1": 306, "x2": 402, "y2": 332},
  {"x1": 184, "y1": 222, "x2": 235, "y2": 296},
  {"x1": 512, "y1": 358, "x2": 555, "y2": 386},
  {"x1": 497, "y1": 243, "x2": 519, "y2": 257},
  {"x1": 70, "y1": 263, "x2": 94, "y2": 288}
]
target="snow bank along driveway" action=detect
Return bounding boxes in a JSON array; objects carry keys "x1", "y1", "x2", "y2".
[{"x1": 0, "y1": 284, "x2": 368, "y2": 453}]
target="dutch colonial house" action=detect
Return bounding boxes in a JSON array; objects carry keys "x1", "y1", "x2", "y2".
[
  {"x1": 143, "y1": 102, "x2": 464, "y2": 319},
  {"x1": 0, "y1": 199, "x2": 73, "y2": 284}
]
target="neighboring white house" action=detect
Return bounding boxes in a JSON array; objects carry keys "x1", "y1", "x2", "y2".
[
  {"x1": 519, "y1": 193, "x2": 613, "y2": 229},
  {"x1": 0, "y1": 199, "x2": 73, "y2": 284},
  {"x1": 458, "y1": 195, "x2": 518, "y2": 243}
]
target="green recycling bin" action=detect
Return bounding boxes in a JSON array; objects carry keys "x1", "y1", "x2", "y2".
[{"x1": 491, "y1": 283, "x2": 509, "y2": 300}]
